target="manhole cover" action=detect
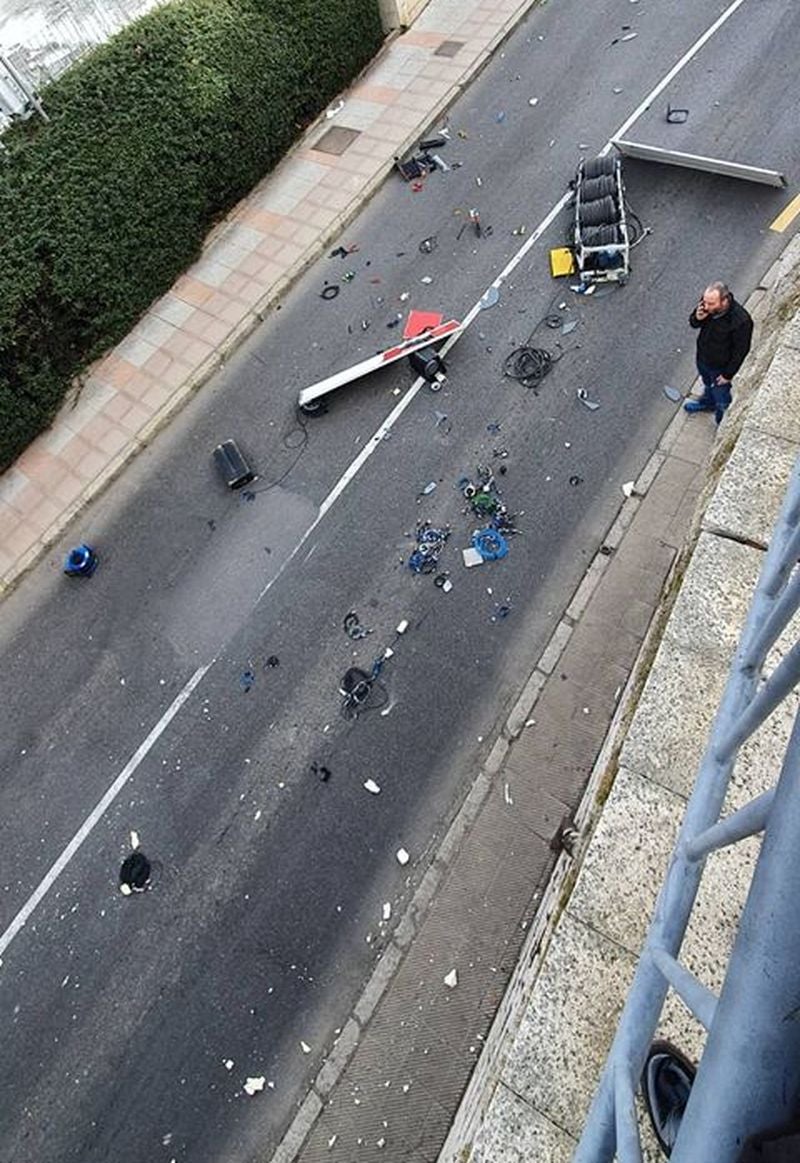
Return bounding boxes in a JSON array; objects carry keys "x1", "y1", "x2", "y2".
[
  {"x1": 313, "y1": 126, "x2": 361, "y2": 156},
  {"x1": 434, "y1": 39, "x2": 464, "y2": 58}
]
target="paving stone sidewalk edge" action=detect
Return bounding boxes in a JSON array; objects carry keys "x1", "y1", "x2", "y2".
[
  {"x1": 0, "y1": 0, "x2": 542, "y2": 597},
  {"x1": 265, "y1": 233, "x2": 800, "y2": 1163}
]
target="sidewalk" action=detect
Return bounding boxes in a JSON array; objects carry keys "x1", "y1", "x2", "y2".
[
  {"x1": 0, "y1": 0, "x2": 539, "y2": 592},
  {"x1": 438, "y1": 237, "x2": 800, "y2": 1161}
]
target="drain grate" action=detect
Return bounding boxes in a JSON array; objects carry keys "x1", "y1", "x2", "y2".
[
  {"x1": 434, "y1": 39, "x2": 464, "y2": 58},
  {"x1": 313, "y1": 126, "x2": 362, "y2": 156}
]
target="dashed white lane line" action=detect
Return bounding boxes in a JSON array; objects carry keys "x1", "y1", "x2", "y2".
[{"x1": 0, "y1": 664, "x2": 211, "y2": 961}]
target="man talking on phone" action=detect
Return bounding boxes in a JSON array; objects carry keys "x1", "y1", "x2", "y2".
[{"x1": 685, "y1": 282, "x2": 753, "y2": 424}]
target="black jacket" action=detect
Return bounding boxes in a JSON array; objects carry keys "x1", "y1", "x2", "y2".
[{"x1": 689, "y1": 295, "x2": 753, "y2": 379}]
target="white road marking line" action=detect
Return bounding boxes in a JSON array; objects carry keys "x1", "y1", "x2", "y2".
[
  {"x1": 2, "y1": 1, "x2": 753, "y2": 961},
  {"x1": 0, "y1": 664, "x2": 211, "y2": 960}
]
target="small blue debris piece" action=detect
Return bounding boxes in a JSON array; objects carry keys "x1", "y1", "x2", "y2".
[{"x1": 64, "y1": 544, "x2": 98, "y2": 578}]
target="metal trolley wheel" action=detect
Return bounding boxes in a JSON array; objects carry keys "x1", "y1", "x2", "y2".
[{"x1": 641, "y1": 1040, "x2": 696, "y2": 1157}]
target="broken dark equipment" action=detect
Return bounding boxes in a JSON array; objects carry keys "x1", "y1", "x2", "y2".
[
  {"x1": 408, "y1": 346, "x2": 447, "y2": 383},
  {"x1": 666, "y1": 103, "x2": 689, "y2": 124},
  {"x1": 395, "y1": 134, "x2": 449, "y2": 181},
  {"x1": 119, "y1": 852, "x2": 151, "y2": 892},
  {"x1": 572, "y1": 154, "x2": 631, "y2": 283},
  {"x1": 213, "y1": 439, "x2": 255, "y2": 489}
]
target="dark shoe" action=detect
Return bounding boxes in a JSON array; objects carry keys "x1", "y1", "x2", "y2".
[{"x1": 684, "y1": 398, "x2": 714, "y2": 414}]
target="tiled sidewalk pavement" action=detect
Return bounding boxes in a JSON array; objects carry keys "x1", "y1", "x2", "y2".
[
  {"x1": 268, "y1": 409, "x2": 713, "y2": 1163},
  {"x1": 0, "y1": 0, "x2": 539, "y2": 591}
]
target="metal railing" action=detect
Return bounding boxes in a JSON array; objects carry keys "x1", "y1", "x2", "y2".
[{"x1": 574, "y1": 453, "x2": 800, "y2": 1163}]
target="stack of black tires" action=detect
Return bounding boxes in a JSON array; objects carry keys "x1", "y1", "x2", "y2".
[{"x1": 574, "y1": 154, "x2": 629, "y2": 279}]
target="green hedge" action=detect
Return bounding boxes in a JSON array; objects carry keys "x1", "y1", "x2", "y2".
[{"x1": 0, "y1": 0, "x2": 384, "y2": 470}]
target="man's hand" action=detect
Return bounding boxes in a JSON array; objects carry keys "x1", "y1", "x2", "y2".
[
  {"x1": 695, "y1": 299, "x2": 709, "y2": 320},
  {"x1": 715, "y1": 375, "x2": 731, "y2": 385}
]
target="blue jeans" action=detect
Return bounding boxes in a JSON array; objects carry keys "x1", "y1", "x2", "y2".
[{"x1": 697, "y1": 360, "x2": 733, "y2": 424}]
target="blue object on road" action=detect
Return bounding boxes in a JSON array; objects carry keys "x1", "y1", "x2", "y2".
[
  {"x1": 64, "y1": 544, "x2": 98, "y2": 577},
  {"x1": 471, "y1": 528, "x2": 508, "y2": 561}
]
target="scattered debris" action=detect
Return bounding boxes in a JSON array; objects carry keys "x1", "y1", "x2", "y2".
[
  {"x1": 561, "y1": 319, "x2": 579, "y2": 335},
  {"x1": 301, "y1": 1041, "x2": 311, "y2": 1054},
  {"x1": 495, "y1": 111, "x2": 506, "y2": 123},
  {"x1": 421, "y1": 275, "x2": 433, "y2": 285},
  {"x1": 320, "y1": 285, "x2": 340, "y2": 300},
  {"x1": 364, "y1": 779, "x2": 381, "y2": 795},
  {"x1": 663, "y1": 384, "x2": 683, "y2": 402},
  {"x1": 396, "y1": 848, "x2": 410, "y2": 866},
  {"x1": 666, "y1": 103, "x2": 689, "y2": 124},
  {"x1": 462, "y1": 547, "x2": 484, "y2": 568},
  {"x1": 419, "y1": 235, "x2": 438, "y2": 254},
  {"x1": 119, "y1": 851, "x2": 151, "y2": 895},
  {"x1": 569, "y1": 475, "x2": 584, "y2": 487},
  {"x1": 344, "y1": 611, "x2": 372, "y2": 640},
  {"x1": 472, "y1": 528, "x2": 509, "y2": 561},
  {"x1": 528, "y1": 97, "x2": 539, "y2": 106},
  {"x1": 325, "y1": 100, "x2": 344, "y2": 119},
  {"x1": 244, "y1": 1077, "x2": 266, "y2": 1096},
  {"x1": 421, "y1": 481, "x2": 438, "y2": 496},
  {"x1": 311, "y1": 762, "x2": 331, "y2": 782},
  {"x1": 63, "y1": 543, "x2": 98, "y2": 578},
  {"x1": 224, "y1": 1059, "x2": 234, "y2": 1071},
  {"x1": 240, "y1": 670, "x2": 255, "y2": 692},
  {"x1": 382, "y1": 902, "x2": 392, "y2": 921},
  {"x1": 444, "y1": 968, "x2": 458, "y2": 989},
  {"x1": 480, "y1": 286, "x2": 500, "y2": 310},
  {"x1": 469, "y1": 207, "x2": 482, "y2": 237},
  {"x1": 130, "y1": 830, "x2": 140, "y2": 850},
  {"x1": 504, "y1": 343, "x2": 555, "y2": 390},
  {"x1": 328, "y1": 1135, "x2": 338, "y2": 1150},
  {"x1": 577, "y1": 388, "x2": 600, "y2": 410},
  {"x1": 266, "y1": 655, "x2": 280, "y2": 668},
  {"x1": 408, "y1": 522, "x2": 450, "y2": 573},
  {"x1": 504, "y1": 782, "x2": 514, "y2": 805},
  {"x1": 622, "y1": 480, "x2": 636, "y2": 498}
]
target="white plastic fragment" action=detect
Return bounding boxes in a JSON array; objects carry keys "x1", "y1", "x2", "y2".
[
  {"x1": 462, "y1": 547, "x2": 484, "y2": 568},
  {"x1": 396, "y1": 847, "x2": 410, "y2": 866},
  {"x1": 444, "y1": 968, "x2": 458, "y2": 989},
  {"x1": 382, "y1": 902, "x2": 392, "y2": 921},
  {"x1": 364, "y1": 779, "x2": 381, "y2": 795},
  {"x1": 528, "y1": 96, "x2": 539, "y2": 106},
  {"x1": 504, "y1": 782, "x2": 514, "y2": 806},
  {"x1": 224, "y1": 1059, "x2": 234, "y2": 1071},
  {"x1": 130, "y1": 830, "x2": 140, "y2": 850},
  {"x1": 396, "y1": 619, "x2": 409, "y2": 635},
  {"x1": 301, "y1": 1041, "x2": 311, "y2": 1054},
  {"x1": 325, "y1": 100, "x2": 344, "y2": 119},
  {"x1": 622, "y1": 480, "x2": 636, "y2": 498},
  {"x1": 120, "y1": 883, "x2": 132, "y2": 896},
  {"x1": 328, "y1": 1135, "x2": 338, "y2": 1150},
  {"x1": 244, "y1": 1076, "x2": 266, "y2": 1095},
  {"x1": 442, "y1": 579, "x2": 453, "y2": 593},
  {"x1": 421, "y1": 275, "x2": 433, "y2": 284},
  {"x1": 622, "y1": 31, "x2": 638, "y2": 40}
]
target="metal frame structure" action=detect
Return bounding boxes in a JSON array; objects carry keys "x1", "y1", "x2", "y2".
[
  {"x1": 612, "y1": 138, "x2": 786, "y2": 189},
  {"x1": 574, "y1": 453, "x2": 800, "y2": 1163},
  {"x1": 573, "y1": 156, "x2": 631, "y2": 285}
]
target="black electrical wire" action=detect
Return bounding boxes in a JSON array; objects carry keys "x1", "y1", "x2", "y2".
[
  {"x1": 503, "y1": 345, "x2": 558, "y2": 389},
  {"x1": 234, "y1": 409, "x2": 310, "y2": 496}
]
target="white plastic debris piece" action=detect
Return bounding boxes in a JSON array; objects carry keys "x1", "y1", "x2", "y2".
[
  {"x1": 462, "y1": 547, "x2": 484, "y2": 568},
  {"x1": 442, "y1": 579, "x2": 453, "y2": 593},
  {"x1": 528, "y1": 96, "x2": 539, "y2": 106},
  {"x1": 383, "y1": 902, "x2": 392, "y2": 921},
  {"x1": 224, "y1": 1059, "x2": 234, "y2": 1070},
  {"x1": 422, "y1": 481, "x2": 437, "y2": 495},
  {"x1": 396, "y1": 848, "x2": 410, "y2": 866},
  {"x1": 613, "y1": 87, "x2": 623, "y2": 94},
  {"x1": 622, "y1": 31, "x2": 638, "y2": 40},
  {"x1": 325, "y1": 100, "x2": 344, "y2": 119},
  {"x1": 268, "y1": 1080, "x2": 275, "y2": 1089},
  {"x1": 244, "y1": 1076, "x2": 266, "y2": 1095},
  {"x1": 403, "y1": 1083, "x2": 411, "y2": 1093},
  {"x1": 120, "y1": 883, "x2": 132, "y2": 896},
  {"x1": 525, "y1": 718, "x2": 536, "y2": 728},
  {"x1": 301, "y1": 1041, "x2": 311, "y2": 1054},
  {"x1": 377, "y1": 1138, "x2": 386, "y2": 1148},
  {"x1": 396, "y1": 619, "x2": 409, "y2": 635},
  {"x1": 504, "y1": 783, "x2": 514, "y2": 806},
  {"x1": 399, "y1": 291, "x2": 410, "y2": 302},
  {"x1": 444, "y1": 968, "x2": 458, "y2": 989},
  {"x1": 364, "y1": 779, "x2": 381, "y2": 795},
  {"x1": 421, "y1": 275, "x2": 433, "y2": 284},
  {"x1": 130, "y1": 830, "x2": 140, "y2": 850},
  {"x1": 254, "y1": 809, "x2": 262, "y2": 821},
  {"x1": 328, "y1": 1135, "x2": 338, "y2": 1150},
  {"x1": 392, "y1": 387, "x2": 401, "y2": 396},
  {"x1": 622, "y1": 480, "x2": 636, "y2": 498}
]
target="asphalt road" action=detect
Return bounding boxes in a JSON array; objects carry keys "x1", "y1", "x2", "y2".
[{"x1": 1, "y1": 2, "x2": 799, "y2": 1161}]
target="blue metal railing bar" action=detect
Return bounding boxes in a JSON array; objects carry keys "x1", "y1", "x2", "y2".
[
  {"x1": 649, "y1": 949, "x2": 717, "y2": 1031},
  {"x1": 684, "y1": 788, "x2": 774, "y2": 862},
  {"x1": 573, "y1": 454, "x2": 800, "y2": 1163}
]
